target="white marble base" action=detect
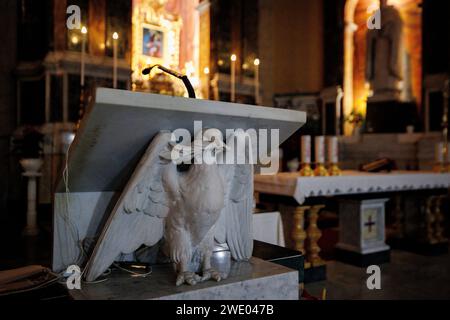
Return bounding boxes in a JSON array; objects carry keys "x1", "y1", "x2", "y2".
[
  {"x1": 69, "y1": 257, "x2": 298, "y2": 300},
  {"x1": 338, "y1": 198, "x2": 390, "y2": 255}
]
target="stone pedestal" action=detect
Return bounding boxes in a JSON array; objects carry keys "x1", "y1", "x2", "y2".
[
  {"x1": 69, "y1": 256, "x2": 298, "y2": 300},
  {"x1": 336, "y1": 198, "x2": 390, "y2": 267},
  {"x1": 365, "y1": 100, "x2": 419, "y2": 133},
  {"x1": 20, "y1": 159, "x2": 43, "y2": 237}
]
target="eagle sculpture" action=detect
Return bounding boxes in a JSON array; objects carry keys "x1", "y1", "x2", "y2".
[{"x1": 83, "y1": 129, "x2": 254, "y2": 285}]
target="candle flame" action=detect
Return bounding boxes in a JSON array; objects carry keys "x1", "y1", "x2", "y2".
[
  {"x1": 113, "y1": 32, "x2": 119, "y2": 40},
  {"x1": 254, "y1": 58, "x2": 260, "y2": 66},
  {"x1": 81, "y1": 26, "x2": 87, "y2": 34},
  {"x1": 230, "y1": 54, "x2": 237, "y2": 62},
  {"x1": 203, "y1": 67, "x2": 210, "y2": 75}
]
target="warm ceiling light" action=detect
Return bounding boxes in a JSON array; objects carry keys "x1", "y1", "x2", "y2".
[
  {"x1": 113, "y1": 32, "x2": 119, "y2": 40},
  {"x1": 254, "y1": 58, "x2": 260, "y2": 66},
  {"x1": 203, "y1": 67, "x2": 210, "y2": 75},
  {"x1": 230, "y1": 54, "x2": 237, "y2": 62}
]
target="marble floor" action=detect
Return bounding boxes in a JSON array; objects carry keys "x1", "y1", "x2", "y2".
[
  {"x1": 1, "y1": 219, "x2": 449, "y2": 300},
  {"x1": 304, "y1": 249, "x2": 450, "y2": 300}
]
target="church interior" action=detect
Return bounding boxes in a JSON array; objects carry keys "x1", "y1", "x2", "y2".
[{"x1": 0, "y1": 0, "x2": 449, "y2": 301}]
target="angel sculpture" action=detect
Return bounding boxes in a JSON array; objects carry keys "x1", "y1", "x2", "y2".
[{"x1": 83, "y1": 129, "x2": 254, "y2": 286}]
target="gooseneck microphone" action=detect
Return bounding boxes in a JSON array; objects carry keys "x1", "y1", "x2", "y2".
[{"x1": 142, "y1": 64, "x2": 196, "y2": 99}]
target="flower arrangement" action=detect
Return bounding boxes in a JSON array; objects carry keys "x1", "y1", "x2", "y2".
[{"x1": 345, "y1": 110, "x2": 365, "y2": 135}]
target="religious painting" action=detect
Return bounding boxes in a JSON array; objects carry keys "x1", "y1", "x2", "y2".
[
  {"x1": 362, "y1": 207, "x2": 378, "y2": 241},
  {"x1": 142, "y1": 26, "x2": 164, "y2": 58},
  {"x1": 131, "y1": 0, "x2": 183, "y2": 91}
]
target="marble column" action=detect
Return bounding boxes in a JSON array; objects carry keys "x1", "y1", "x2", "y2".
[
  {"x1": 20, "y1": 159, "x2": 43, "y2": 236},
  {"x1": 197, "y1": 0, "x2": 211, "y2": 100}
]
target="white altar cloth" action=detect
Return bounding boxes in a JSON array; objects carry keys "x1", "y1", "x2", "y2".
[{"x1": 254, "y1": 170, "x2": 450, "y2": 204}]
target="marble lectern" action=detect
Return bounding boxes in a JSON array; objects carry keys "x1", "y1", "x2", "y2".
[{"x1": 53, "y1": 88, "x2": 305, "y2": 299}]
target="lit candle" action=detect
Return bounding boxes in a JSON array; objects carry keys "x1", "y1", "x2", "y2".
[
  {"x1": 80, "y1": 26, "x2": 87, "y2": 87},
  {"x1": 230, "y1": 54, "x2": 236, "y2": 102},
  {"x1": 113, "y1": 32, "x2": 119, "y2": 89},
  {"x1": 327, "y1": 136, "x2": 339, "y2": 164},
  {"x1": 301, "y1": 136, "x2": 311, "y2": 164},
  {"x1": 254, "y1": 58, "x2": 260, "y2": 105},
  {"x1": 315, "y1": 136, "x2": 325, "y2": 164}
]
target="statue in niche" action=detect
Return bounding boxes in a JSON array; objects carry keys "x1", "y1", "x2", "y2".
[{"x1": 365, "y1": 0, "x2": 412, "y2": 102}]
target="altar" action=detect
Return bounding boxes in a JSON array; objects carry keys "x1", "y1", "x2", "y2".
[{"x1": 255, "y1": 171, "x2": 450, "y2": 272}]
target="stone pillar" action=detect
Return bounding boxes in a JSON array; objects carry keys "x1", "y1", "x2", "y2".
[
  {"x1": 197, "y1": 0, "x2": 211, "y2": 99},
  {"x1": 258, "y1": 0, "x2": 274, "y2": 107},
  {"x1": 20, "y1": 159, "x2": 43, "y2": 236}
]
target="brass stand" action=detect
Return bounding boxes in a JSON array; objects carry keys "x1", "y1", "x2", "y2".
[
  {"x1": 314, "y1": 164, "x2": 329, "y2": 177},
  {"x1": 328, "y1": 163, "x2": 341, "y2": 176},
  {"x1": 291, "y1": 206, "x2": 310, "y2": 268},
  {"x1": 299, "y1": 164, "x2": 314, "y2": 177},
  {"x1": 306, "y1": 205, "x2": 325, "y2": 267}
]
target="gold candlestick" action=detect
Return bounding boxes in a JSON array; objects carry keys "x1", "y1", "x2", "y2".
[
  {"x1": 328, "y1": 163, "x2": 342, "y2": 176},
  {"x1": 300, "y1": 135, "x2": 314, "y2": 176},
  {"x1": 314, "y1": 136, "x2": 328, "y2": 176},
  {"x1": 314, "y1": 163, "x2": 329, "y2": 176},
  {"x1": 434, "y1": 142, "x2": 447, "y2": 173},
  {"x1": 300, "y1": 163, "x2": 314, "y2": 176},
  {"x1": 327, "y1": 136, "x2": 341, "y2": 176}
]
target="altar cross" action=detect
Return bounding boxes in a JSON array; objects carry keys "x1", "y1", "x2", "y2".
[{"x1": 364, "y1": 215, "x2": 376, "y2": 233}]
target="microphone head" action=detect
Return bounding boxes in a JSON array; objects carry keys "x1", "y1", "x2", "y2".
[{"x1": 142, "y1": 65, "x2": 158, "y2": 75}]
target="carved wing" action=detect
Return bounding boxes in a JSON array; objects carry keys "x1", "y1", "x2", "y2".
[
  {"x1": 84, "y1": 131, "x2": 177, "y2": 281},
  {"x1": 215, "y1": 133, "x2": 254, "y2": 260}
]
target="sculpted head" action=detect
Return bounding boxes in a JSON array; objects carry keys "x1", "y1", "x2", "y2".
[{"x1": 194, "y1": 128, "x2": 227, "y2": 164}]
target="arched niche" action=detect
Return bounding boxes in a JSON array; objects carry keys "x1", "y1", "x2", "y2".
[{"x1": 343, "y1": 0, "x2": 422, "y2": 135}]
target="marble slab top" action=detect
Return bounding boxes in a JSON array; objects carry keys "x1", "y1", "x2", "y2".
[
  {"x1": 57, "y1": 88, "x2": 305, "y2": 193},
  {"x1": 69, "y1": 257, "x2": 298, "y2": 300}
]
